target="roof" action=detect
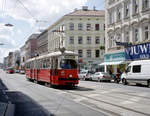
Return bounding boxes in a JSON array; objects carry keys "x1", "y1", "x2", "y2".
[
  {"x1": 25, "y1": 51, "x2": 78, "y2": 63},
  {"x1": 65, "y1": 9, "x2": 105, "y2": 17}
]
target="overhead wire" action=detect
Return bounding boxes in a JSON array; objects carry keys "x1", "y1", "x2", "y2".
[{"x1": 17, "y1": 0, "x2": 37, "y2": 21}]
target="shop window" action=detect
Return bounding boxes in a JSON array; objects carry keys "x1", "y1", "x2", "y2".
[{"x1": 133, "y1": 65, "x2": 141, "y2": 73}]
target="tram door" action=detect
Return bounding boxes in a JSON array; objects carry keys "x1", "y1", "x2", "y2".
[
  {"x1": 34, "y1": 60, "x2": 38, "y2": 81},
  {"x1": 50, "y1": 57, "x2": 58, "y2": 84}
]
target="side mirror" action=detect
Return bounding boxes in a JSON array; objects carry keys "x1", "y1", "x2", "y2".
[{"x1": 125, "y1": 70, "x2": 127, "y2": 73}]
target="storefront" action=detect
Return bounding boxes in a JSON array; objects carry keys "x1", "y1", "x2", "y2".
[{"x1": 100, "y1": 52, "x2": 126, "y2": 75}]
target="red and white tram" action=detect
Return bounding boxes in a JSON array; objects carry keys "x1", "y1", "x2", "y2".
[{"x1": 25, "y1": 50, "x2": 79, "y2": 86}]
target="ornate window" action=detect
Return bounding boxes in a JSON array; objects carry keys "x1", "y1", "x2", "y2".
[
  {"x1": 133, "y1": 0, "x2": 139, "y2": 14},
  {"x1": 78, "y1": 36, "x2": 83, "y2": 44},
  {"x1": 78, "y1": 23, "x2": 83, "y2": 30},
  {"x1": 95, "y1": 24, "x2": 99, "y2": 31},
  {"x1": 87, "y1": 36, "x2": 91, "y2": 44},
  {"x1": 87, "y1": 50, "x2": 91, "y2": 58},
  {"x1": 78, "y1": 50, "x2": 83, "y2": 57},
  {"x1": 69, "y1": 23, "x2": 74, "y2": 30},
  {"x1": 142, "y1": 0, "x2": 149, "y2": 10},
  {"x1": 87, "y1": 24, "x2": 91, "y2": 31},
  {"x1": 124, "y1": 2, "x2": 129, "y2": 17},
  {"x1": 117, "y1": 7, "x2": 121, "y2": 21},
  {"x1": 124, "y1": 30, "x2": 129, "y2": 42},
  {"x1": 134, "y1": 28, "x2": 139, "y2": 42},
  {"x1": 69, "y1": 36, "x2": 74, "y2": 44},
  {"x1": 95, "y1": 36, "x2": 100, "y2": 44},
  {"x1": 144, "y1": 25, "x2": 149, "y2": 40},
  {"x1": 95, "y1": 50, "x2": 100, "y2": 58}
]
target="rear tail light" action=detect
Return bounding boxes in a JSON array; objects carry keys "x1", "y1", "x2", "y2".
[{"x1": 103, "y1": 75, "x2": 106, "y2": 78}]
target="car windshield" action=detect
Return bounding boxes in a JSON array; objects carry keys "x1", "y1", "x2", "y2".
[
  {"x1": 80, "y1": 71, "x2": 87, "y2": 74},
  {"x1": 102, "y1": 72, "x2": 110, "y2": 76},
  {"x1": 60, "y1": 59, "x2": 77, "y2": 69}
]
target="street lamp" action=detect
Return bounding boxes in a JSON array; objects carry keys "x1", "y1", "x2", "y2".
[
  {"x1": 0, "y1": 43, "x2": 4, "y2": 45},
  {"x1": 4, "y1": 23, "x2": 13, "y2": 27}
]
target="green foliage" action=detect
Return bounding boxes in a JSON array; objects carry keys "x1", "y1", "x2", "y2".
[{"x1": 100, "y1": 46, "x2": 105, "y2": 50}]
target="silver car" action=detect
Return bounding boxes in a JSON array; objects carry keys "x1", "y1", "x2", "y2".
[
  {"x1": 78, "y1": 70, "x2": 88, "y2": 80},
  {"x1": 91, "y1": 72, "x2": 112, "y2": 82}
]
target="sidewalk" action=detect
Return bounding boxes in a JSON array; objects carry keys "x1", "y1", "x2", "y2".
[{"x1": 0, "y1": 78, "x2": 15, "y2": 116}]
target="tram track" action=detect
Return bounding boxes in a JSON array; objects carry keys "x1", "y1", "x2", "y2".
[{"x1": 63, "y1": 90, "x2": 150, "y2": 116}]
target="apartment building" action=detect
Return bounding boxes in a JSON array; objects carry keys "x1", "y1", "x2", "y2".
[
  {"x1": 36, "y1": 29, "x2": 48, "y2": 56},
  {"x1": 104, "y1": 0, "x2": 150, "y2": 73},
  {"x1": 48, "y1": 6, "x2": 105, "y2": 70}
]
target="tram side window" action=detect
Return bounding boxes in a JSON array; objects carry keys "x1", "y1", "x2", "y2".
[
  {"x1": 46, "y1": 59, "x2": 50, "y2": 68},
  {"x1": 43, "y1": 60, "x2": 46, "y2": 69}
]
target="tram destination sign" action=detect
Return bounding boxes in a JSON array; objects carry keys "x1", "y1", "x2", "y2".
[{"x1": 125, "y1": 42, "x2": 150, "y2": 60}]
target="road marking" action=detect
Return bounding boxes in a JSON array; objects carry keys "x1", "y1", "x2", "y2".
[
  {"x1": 121, "y1": 97, "x2": 140, "y2": 105},
  {"x1": 87, "y1": 93, "x2": 99, "y2": 97},
  {"x1": 74, "y1": 96, "x2": 87, "y2": 102}
]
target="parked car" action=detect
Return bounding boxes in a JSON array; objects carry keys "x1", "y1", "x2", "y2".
[
  {"x1": 85, "y1": 71, "x2": 95, "y2": 80},
  {"x1": 6, "y1": 68, "x2": 14, "y2": 74},
  {"x1": 20, "y1": 69, "x2": 25, "y2": 74},
  {"x1": 91, "y1": 72, "x2": 112, "y2": 82},
  {"x1": 15, "y1": 70, "x2": 20, "y2": 73},
  {"x1": 78, "y1": 70, "x2": 88, "y2": 80},
  {"x1": 121, "y1": 60, "x2": 150, "y2": 87}
]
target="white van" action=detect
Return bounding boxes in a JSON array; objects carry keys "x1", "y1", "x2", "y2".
[{"x1": 121, "y1": 60, "x2": 150, "y2": 87}]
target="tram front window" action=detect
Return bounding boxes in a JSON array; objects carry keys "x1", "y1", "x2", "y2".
[{"x1": 60, "y1": 59, "x2": 77, "y2": 69}]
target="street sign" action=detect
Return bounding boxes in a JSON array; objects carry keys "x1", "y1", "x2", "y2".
[{"x1": 116, "y1": 41, "x2": 132, "y2": 47}]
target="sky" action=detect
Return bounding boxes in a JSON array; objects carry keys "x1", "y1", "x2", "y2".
[{"x1": 0, "y1": 0, "x2": 105, "y2": 63}]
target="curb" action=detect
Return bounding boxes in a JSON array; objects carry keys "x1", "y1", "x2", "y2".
[{"x1": 2, "y1": 90, "x2": 15, "y2": 116}]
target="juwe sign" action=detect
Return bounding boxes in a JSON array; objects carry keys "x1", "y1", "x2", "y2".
[{"x1": 125, "y1": 42, "x2": 150, "y2": 60}]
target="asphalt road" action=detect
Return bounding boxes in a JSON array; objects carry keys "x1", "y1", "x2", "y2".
[{"x1": 0, "y1": 69, "x2": 150, "y2": 116}]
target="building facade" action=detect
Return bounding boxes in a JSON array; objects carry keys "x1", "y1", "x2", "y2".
[
  {"x1": 8, "y1": 52, "x2": 13, "y2": 68},
  {"x1": 12, "y1": 50, "x2": 20, "y2": 70},
  {"x1": 36, "y1": 29, "x2": 48, "y2": 56},
  {"x1": 48, "y1": 7, "x2": 105, "y2": 70},
  {"x1": 104, "y1": 0, "x2": 150, "y2": 74},
  {"x1": 25, "y1": 34, "x2": 39, "y2": 60},
  {"x1": 20, "y1": 45, "x2": 26, "y2": 70}
]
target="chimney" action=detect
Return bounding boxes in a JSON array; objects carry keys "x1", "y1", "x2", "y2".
[{"x1": 82, "y1": 6, "x2": 88, "y2": 11}]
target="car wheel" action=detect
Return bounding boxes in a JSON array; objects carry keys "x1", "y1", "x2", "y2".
[
  {"x1": 122, "y1": 78, "x2": 127, "y2": 85},
  {"x1": 147, "y1": 80, "x2": 150, "y2": 88}
]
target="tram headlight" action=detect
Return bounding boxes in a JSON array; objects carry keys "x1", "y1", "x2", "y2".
[{"x1": 69, "y1": 74, "x2": 72, "y2": 78}]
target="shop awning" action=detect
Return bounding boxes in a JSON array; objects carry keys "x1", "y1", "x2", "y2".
[{"x1": 99, "y1": 61, "x2": 124, "y2": 65}]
